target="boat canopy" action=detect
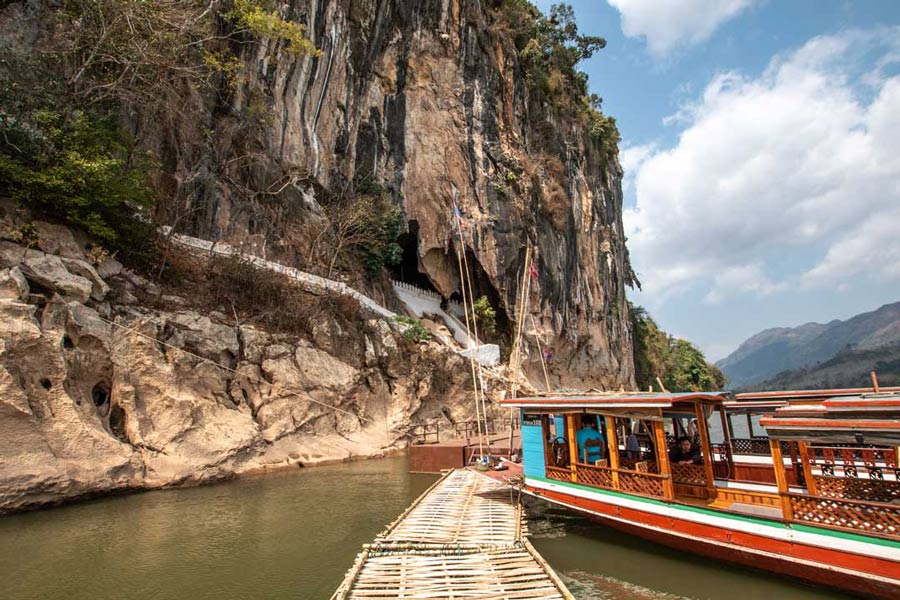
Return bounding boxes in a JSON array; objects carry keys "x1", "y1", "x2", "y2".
[
  {"x1": 760, "y1": 392, "x2": 900, "y2": 445},
  {"x1": 501, "y1": 391, "x2": 730, "y2": 412},
  {"x1": 736, "y1": 387, "x2": 900, "y2": 402},
  {"x1": 721, "y1": 399, "x2": 788, "y2": 414}
]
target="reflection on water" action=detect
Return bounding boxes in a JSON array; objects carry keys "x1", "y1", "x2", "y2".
[
  {"x1": 0, "y1": 457, "x2": 436, "y2": 600},
  {"x1": 527, "y1": 500, "x2": 856, "y2": 600},
  {"x1": 0, "y1": 458, "x2": 858, "y2": 599}
]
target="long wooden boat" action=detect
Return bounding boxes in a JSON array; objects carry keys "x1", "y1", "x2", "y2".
[{"x1": 500, "y1": 390, "x2": 900, "y2": 598}]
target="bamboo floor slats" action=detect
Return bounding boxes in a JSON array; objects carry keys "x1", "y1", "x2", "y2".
[
  {"x1": 331, "y1": 469, "x2": 573, "y2": 600},
  {"x1": 376, "y1": 468, "x2": 524, "y2": 547}
]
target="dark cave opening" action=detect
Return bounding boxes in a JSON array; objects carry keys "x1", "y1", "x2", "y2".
[
  {"x1": 388, "y1": 220, "x2": 441, "y2": 292},
  {"x1": 109, "y1": 404, "x2": 128, "y2": 443},
  {"x1": 92, "y1": 382, "x2": 111, "y2": 418},
  {"x1": 450, "y1": 243, "x2": 512, "y2": 344}
]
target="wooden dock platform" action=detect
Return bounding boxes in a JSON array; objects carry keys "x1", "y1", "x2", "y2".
[
  {"x1": 408, "y1": 432, "x2": 522, "y2": 473},
  {"x1": 331, "y1": 468, "x2": 573, "y2": 599}
]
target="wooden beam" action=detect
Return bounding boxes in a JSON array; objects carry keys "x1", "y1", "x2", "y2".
[
  {"x1": 797, "y1": 441, "x2": 818, "y2": 495},
  {"x1": 653, "y1": 419, "x2": 675, "y2": 500},
  {"x1": 769, "y1": 438, "x2": 793, "y2": 521},
  {"x1": 604, "y1": 415, "x2": 620, "y2": 490},
  {"x1": 566, "y1": 414, "x2": 578, "y2": 483},
  {"x1": 694, "y1": 402, "x2": 717, "y2": 499}
]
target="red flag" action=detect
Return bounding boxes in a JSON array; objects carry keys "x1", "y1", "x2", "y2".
[{"x1": 528, "y1": 261, "x2": 538, "y2": 281}]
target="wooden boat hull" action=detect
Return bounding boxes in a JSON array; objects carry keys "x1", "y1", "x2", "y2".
[{"x1": 525, "y1": 477, "x2": 900, "y2": 599}]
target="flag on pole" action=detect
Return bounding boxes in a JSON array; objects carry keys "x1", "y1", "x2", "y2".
[{"x1": 528, "y1": 260, "x2": 539, "y2": 281}]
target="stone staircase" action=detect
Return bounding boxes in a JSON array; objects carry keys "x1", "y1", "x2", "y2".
[{"x1": 161, "y1": 228, "x2": 499, "y2": 366}]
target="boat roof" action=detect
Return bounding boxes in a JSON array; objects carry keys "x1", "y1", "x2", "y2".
[
  {"x1": 501, "y1": 391, "x2": 730, "y2": 410},
  {"x1": 760, "y1": 392, "x2": 900, "y2": 443},
  {"x1": 721, "y1": 399, "x2": 789, "y2": 413},
  {"x1": 735, "y1": 386, "x2": 900, "y2": 402}
]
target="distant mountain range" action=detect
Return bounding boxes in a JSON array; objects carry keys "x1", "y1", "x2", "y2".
[{"x1": 717, "y1": 302, "x2": 900, "y2": 389}]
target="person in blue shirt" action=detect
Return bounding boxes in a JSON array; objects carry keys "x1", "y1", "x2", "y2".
[{"x1": 576, "y1": 414, "x2": 605, "y2": 463}]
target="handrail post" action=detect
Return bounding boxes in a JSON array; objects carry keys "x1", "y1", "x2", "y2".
[
  {"x1": 770, "y1": 437, "x2": 793, "y2": 521},
  {"x1": 694, "y1": 402, "x2": 717, "y2": 500},
  {"x1": 604, "y1": 416, "x2": 620, "y2": 490},
  {"x1": 566, "y1": 414, "x2": 578, "y2": 483},
  {"x1": 797, "y1": 441, "x2": 818, "y2": 495},
  {"x1": 717, "y1": 406, "x2": 733, "y2": 471},
  {"x1": 653, "y1": 419, "x2": 675, "y2": 500}
]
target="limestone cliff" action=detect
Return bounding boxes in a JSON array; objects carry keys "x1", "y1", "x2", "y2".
[
  {"x1": 0, "y1": 221, "x2": 501, "y2": 513},
  {"x1": 0, "y1": 0, "x2": 637, "y2": 512},
  {"x1": 153, "y1": 0, "x2": 637, "y2": 389}
]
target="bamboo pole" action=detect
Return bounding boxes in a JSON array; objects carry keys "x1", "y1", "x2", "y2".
[
  {"x1": 457, "y1": 218, "x2": 492, "y2": 455},
  {"x1": 530, "y1": 314, "x2": 552, "y2": 391},
  {"x1": 510, "y1": 247, "x2": 532, "y2": 399},
  {"x1": 452, "y1": 212, "x2": 486, "y2": 459}
]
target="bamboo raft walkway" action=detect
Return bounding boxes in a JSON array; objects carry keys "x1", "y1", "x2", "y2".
[{"x1": 331, "y1": 468, "x2": 574, "y2": 599}]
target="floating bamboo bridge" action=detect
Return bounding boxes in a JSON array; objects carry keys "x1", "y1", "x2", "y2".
[{"x1": 330, "y1": 468, "x2": 574, "y2": 599}]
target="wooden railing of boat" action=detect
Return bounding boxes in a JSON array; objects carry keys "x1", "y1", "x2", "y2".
[
  {"x1": 544, "y1": 463, "x2": 670, "y2": 500},
  {"x1": 788, "y1": 493, "x2": 900, "y2": 539}
]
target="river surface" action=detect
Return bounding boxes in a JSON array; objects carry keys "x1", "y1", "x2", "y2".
[{"x1": 0, "y1": 456, "x2": 854, "y2": 600}]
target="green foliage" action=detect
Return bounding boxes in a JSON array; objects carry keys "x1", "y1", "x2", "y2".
[
  {"x1": 394, "y1": 316, "x2": 433, "y2": 342},
  {"x1": 630, "y1": 303, "x2": 671, "y2": 390},
  {"x1": 495, "y1": 2, "x2": 619, "y2": 158},
  {"x1": 359, "y1": 203, "x2": 403, "y2": 274},
  {"x1": 230, "y1": 0, "x2": 321, "y2": 57},
  {"x1": 630, "y1": 303, "x2": 727, "y2": 392},
  {"x1": 663, "y1": 339, "x2": 721, "y2": 393},
  {"x1": 0, "y1": 0, "x2": 319, "y2": 263},
  {"x1": 588, "y1": 110, "x2": 621, "y2": 163},
  {"x1": 0, "y1": 108, "x2": 156, "y2": 257},
  {"x1": 473, "y1": 296, "x2": 498, "y2": 337}
]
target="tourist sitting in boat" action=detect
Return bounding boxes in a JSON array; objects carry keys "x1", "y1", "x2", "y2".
[
  {"x1": 576, "y1": 415, "x2": 605, "y2": 463},
  {"x1": 669, "y1": 436, "x2": 702, "y2": 465}
]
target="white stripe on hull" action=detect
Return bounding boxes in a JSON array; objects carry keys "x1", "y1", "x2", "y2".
[{"x1": 528, "y1": 477, "x2": 900, "y2": 563}]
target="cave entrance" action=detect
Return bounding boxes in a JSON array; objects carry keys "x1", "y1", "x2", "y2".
[
  {"x1": 92, "y1": 382, "x2": 111, "y2": 418},
  {"x1": 465, "y1": 248, "x2": 511, "y2": 340},
  {"x1": 389, "y1": 220, "x2": 441, "y2": 292}
]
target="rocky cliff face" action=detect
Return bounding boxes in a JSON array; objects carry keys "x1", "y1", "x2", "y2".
[
  {"x1": 0, "y1": 222, "x2": 501, "y2": 513},
  {"x1": 156, "y1": 0, "x2": 636, "y2": 389},
  {"x1": 0, "y1": 0, "x2": 637, "y2": 512}
]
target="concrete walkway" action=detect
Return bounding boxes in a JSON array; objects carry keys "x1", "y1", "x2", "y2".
[{"x1": 161, "y1": 228, "x2": 500, "y2": 366}]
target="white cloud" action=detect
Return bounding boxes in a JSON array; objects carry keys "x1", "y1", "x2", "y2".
[
  {"x1": 607, "y1": 0, "x2": 756, "y2": 56},
  {"x1": 625, "y1": 27, "x2": 900, "y2": 302},
  {"x1": 619, "y1": 142, "x2": 658, "y2": 193},
  {"x1": 703, "y1": 264, "x2": 786, "y2": 304}
]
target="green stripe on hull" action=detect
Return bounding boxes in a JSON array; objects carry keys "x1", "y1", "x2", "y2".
[{"x1": 528, "y1": 475, "x2": 900, "y2": 550}]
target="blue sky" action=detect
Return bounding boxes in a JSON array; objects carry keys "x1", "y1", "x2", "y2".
[{"x1": 534, "y1": 0, "x2": 900, "y2": 361}]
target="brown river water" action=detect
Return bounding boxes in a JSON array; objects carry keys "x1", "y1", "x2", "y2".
[{"x1": 0, "y1": 456, "x2": 854, "y2": 599}]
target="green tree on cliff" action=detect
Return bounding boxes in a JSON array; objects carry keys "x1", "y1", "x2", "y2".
[
  {"x1": 494, "y1": 1, "x2": 619, "y2": 160},
  {"x1": 0, "y1": 0, "x2": 318, "y2": 260},
  {"x1": 630, "y1": 303, "x2": 727, "y2": 392}
]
